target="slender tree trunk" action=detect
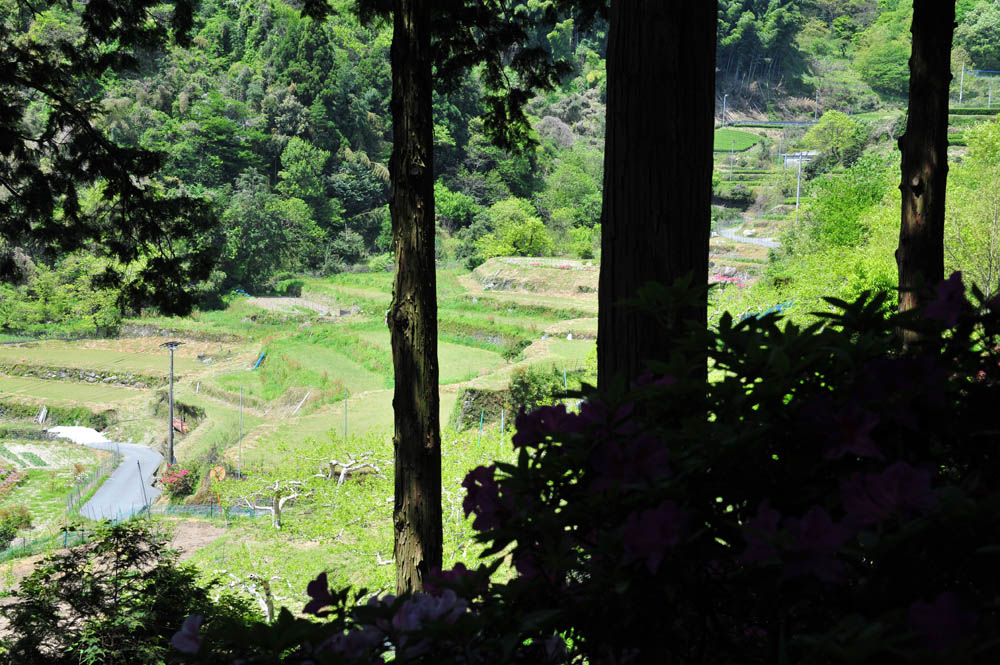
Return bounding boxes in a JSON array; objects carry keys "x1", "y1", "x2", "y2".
[
  {"x1": 389, "y1": 0, "x2": 441, "y2": 593},
  {"x1": 597, "y1": 1, "x2": 716, "y2": 388},
  {"x1": 897, "y1": 0, "x2": 955, "y2": 344}
]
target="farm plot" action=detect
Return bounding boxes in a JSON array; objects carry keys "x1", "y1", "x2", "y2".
[
  {"x1": 0, "y1": 375, "x2": 148, "y2": 408},
  {"x1": 352, "y1": 329, "x2": 506, "y2": 384},
  {"x1": 0, "y1": 440, "x2": 97, "y2": 468},
  {"x1": 714, "y1": 127, "x2": 762, "y2": 152},
  {"x1": 0, "y1": 342, "x2": 203, "y2": 373}
]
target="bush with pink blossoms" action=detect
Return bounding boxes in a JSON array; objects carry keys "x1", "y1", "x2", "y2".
[{"x1": 177, "y1": 273, "x2": 1000, "y2": 664}]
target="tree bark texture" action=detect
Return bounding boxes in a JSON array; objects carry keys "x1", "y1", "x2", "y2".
[
  {"x1": 597, "y1": 1, "x2": 717, "y2": 389},
  {"x1": 897, "y1": 0, "x2": 955, "y2": 342},
  {"x1": 389, "y1": 0, "x2": 442, "y2": 594}
]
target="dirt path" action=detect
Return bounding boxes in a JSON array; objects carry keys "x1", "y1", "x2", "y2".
[{"x1": 0, "y1": 519, "x2": 227, "y2": 591}]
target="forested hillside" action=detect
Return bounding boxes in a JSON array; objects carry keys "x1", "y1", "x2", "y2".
[{"x1": 3, "y1": 0, "x2": 1000, "y2": 335}]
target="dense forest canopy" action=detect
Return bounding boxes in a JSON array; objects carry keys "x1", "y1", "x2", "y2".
[{"x1": 2, "y1": 0, "x2": 1000, "y2": 335}]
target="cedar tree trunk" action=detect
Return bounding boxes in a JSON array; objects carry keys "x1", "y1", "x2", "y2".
[
  {"x1": 388, "y1": 0, "x2": 442, "y2": 593},
  {"x1": 597, "y1": 1, "x2": 716, "y2": 388},
  {"x1": 897, "y1": 0, "x2": 955, "y2": 343}
]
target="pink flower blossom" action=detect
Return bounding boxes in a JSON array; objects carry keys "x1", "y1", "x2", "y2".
[
  {"x1": 924, "y1": 271, "x2": 967, "y2": 327},
  {"x1": 805, "y1": 398, "x2": 882, "y2": 460},
  {"x1": 171, "y1": 614, "x2": 203, "y2": 654},
  {"x1": 424, "y1": 562, "x2": 476, "y2": 597},
  {"x1": 740, "y1": 500, "x2": 782, "y2": 565},
  {"x1": 462, "y1": 465, "x2": 512, "y2": 532},
  {"x1": 841, "y1": 461, "x2": 936, "y2": 527},
  {"x1": 783, "y1": 506, "x2": 850, "y2": 582},
  {"x1": 623, "y1": 500, "x2": 687, "y2": 573},
  {"x1": 512, "y1": 404, "x2": 583, "y2": 448},
  {"x1": 589, "y1": 434, "x2": 670, "y2": 493}
]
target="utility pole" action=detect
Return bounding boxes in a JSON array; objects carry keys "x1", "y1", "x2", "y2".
[
  {"x1": 722, "y1": 93, "x2": 728, "y2": 127},
  {"x1": 795, "y1": 155, "x2": 803, "y2": 223},
  {"x1": 990, "y1": 78, "x2": 993, "y2": 109},
  {"x1": 814, "y1": 87, "x2": 819, "y2": 119},
  {"x1": 238, "y1": 385, "x2": 243, "y2": 480},
  {"x1": 730, "y1": 140, "x2": 735, "y2": 180},
  {"x1": 959, "y1": 61, "x2": 965, "y2": 104},
  {"x1": 160, "y1": 341, "x2": 184, "y2": 466}
]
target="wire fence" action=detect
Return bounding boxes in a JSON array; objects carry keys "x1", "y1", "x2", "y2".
[
  {"x1": 0, "y1": 504, "x2": 264, "y2": 564},
  {"x1": 65, "y1": 449, "x2": 123, "y2": 516}
]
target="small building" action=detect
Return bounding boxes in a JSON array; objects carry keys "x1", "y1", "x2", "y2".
[{"x1": 782, "y1": 150, "x2": 820, "y2": 169}]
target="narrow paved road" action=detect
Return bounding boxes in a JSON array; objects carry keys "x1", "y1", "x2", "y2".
[
  {"x1": 719, "y1": 227, "x2": 780, "y2": 249},
  {"x1": 78, "y1": 441, "x2": 162, "y2": 520}
]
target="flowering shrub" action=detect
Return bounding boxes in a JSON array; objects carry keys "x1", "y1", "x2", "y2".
[
  {"x1": 177, "y1": 273, "x2": 1000, "y2": 663},
  {"x1": 0, "y1": 464, "x2": 26, "y2": 501},
  {"x1": 162, "y1": 465, "x2": 198, "y2": 499},
  {"x1": 709, "y1": 273, "x2": 746, "y2": 287}
]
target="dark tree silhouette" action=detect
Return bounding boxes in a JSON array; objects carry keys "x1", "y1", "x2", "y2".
[
  {"x1": 597, "y1": 2, "x2": 717, "y2": 388},
  {"x1": 302, "y1": 0, "x2": 587, "y2": 593},
  {"x1": 897, "y1": 0, "x2": 956, "y2": 344},
  {"x1": 0, "y1": 0, "x2": 218, "y2": 315}
]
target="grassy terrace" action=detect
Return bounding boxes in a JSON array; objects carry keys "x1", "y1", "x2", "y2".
[{"x1": 0, "y1": 260, "x2": 603, "y2": 600}]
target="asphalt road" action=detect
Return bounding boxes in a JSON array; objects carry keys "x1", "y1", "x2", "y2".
[
  {"x1": 719, "y1": 226, "x2": 780, "y2": 249},
  {"x1": 78, "y1": 441, "x2": 162, "y2": 520}
]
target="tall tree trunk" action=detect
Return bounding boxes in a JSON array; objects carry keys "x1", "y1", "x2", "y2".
[
  {"x1": 897, "y1": 0, "x2": 955, "y2": 344},
  {"x1": 597, "y1": 1, "x2": 716, "y2": 388},
  {"x1": 389, "y1": 0, "x2": 441, "y2": 594}
]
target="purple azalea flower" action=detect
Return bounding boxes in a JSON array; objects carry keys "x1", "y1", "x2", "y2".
[
  {"x1": 171, "y1": 614, "x2": 204, "y2": 654},
  {"x1": 303, "y1": 571, "x2": 334, "y2": 616},
  {"x1": 462, "y1": 465, "x2": 511, "y2": 532},
  {"x1": 924, "y1": 271, "x2": 967, "y2": 327},
  {"x1": 740, "y1": 500, "x2": 782, "y2": 565},
  {"x1": 623, "y1": 500, "x2": 687, "y2": 574},
  {"x1": 908, "y1": 592, "x2": 975, "y2": 650},
  {"x1": 317, "y1": 625, "x2": 385, "y2": 659},
  {"x1": 841, "y1": 461, "x2": 936, "y2": 527},
  {"x1": 806, "y1": 397, "x2": 883, "y2": 460},
  {"x1": 784, "y1": 506, "x2": 850, "y2": 583},
  {"x1": 512, "y1": 404, "x2": 582, "y2": 448},
  {"x1": 590, "y1": 434, "x2": 671, "y2": 493},
  {"x1": 577, "y1": 400, "x2": 639, "y2": 440},
  {"x1": 857, "y1": 356, "x2": 948, "y2": 429},
  {"x1": 633, "y1": 371, "x2": 678, "y2": 389},
  {"x1": 424, "y1": 562, "x2": 476, "y2": 597}
]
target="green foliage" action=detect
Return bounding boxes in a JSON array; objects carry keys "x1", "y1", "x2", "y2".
[
  {"x1": 434, "y1": 181, "x2": 480, "y2": 231},
  {"x1": 536, "y1": 147, "x2": 603, "y2": 228},
  {"x1": 276, "y1": 137, "x2": 332, "y2": 223},
  {"x1": 0, "y1": 505, "x2": 32, "y2": 551},
  {"x1": 0, "y1": 520, "x2": 258, "y2": 664},
  {"x1": 852, "y1": 3, "x2": 912, "y2": 97},
  {"x1": 955, "y1": 1, "x2": 1000, "y2": 71},
  {"x1": 221, "y1": 170, "x2": 326, "y2": 289},
  {"x1": 801, "y1": 110, "x2": 868, "y2": 165},
  {"x1": 0, "y1": 252, "x2": 121, "y2": 337},
  {"x1": 475, "y1": 198, "x2": 554, "y2": 260},
  {"x1": 797, "y1": 153, "x2": 895, "y2": 249},
  {"x1": 945, "y1": 118, "x2": 1000, "y2": 297}
]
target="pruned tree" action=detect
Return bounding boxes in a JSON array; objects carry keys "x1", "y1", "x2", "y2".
[
  {"x1": 897, "y1": 0, "x2": 956, "y2": 344},
  {"x1": 597, "y1": 2, "x2": 717, "y2": 388},
  {"x1": 313, "y1": 451, "x2": 383, "y2": 485},
  {"x1": 241, "y1": 479, "x2": 310, "y2": 530}
]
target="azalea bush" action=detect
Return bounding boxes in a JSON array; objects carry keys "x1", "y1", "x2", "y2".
[
  {"x1": 162, "y1": 465, "x2": 199, "y2": 500},
  {"x1": 176, "y1": 273, "x2": 1000, "y2": 663}
]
